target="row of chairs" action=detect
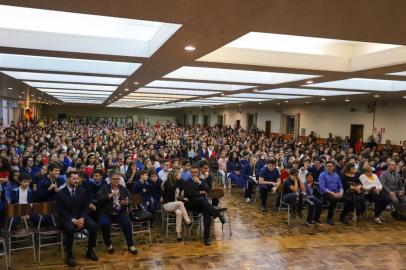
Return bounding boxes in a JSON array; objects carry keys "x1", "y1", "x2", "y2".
[{"x1": 0, "y1": 194, "x2": 153, "y2": 269}]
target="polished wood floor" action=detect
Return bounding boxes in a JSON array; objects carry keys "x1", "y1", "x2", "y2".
[{"x1": 8, "y1": 188, "x2": 406, "y2": 270}]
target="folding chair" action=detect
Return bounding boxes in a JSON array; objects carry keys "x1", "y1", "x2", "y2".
[
  {"x1": 130, "y1": 194, "x2": 152, "y2": 245},
  {"x1": 0, "y1": 237, "x2": 8, "y2": 269},
  {"x1": 32, "y1": 202, "x2": 64, "y2": 263},
  {"x1": 6, "y1": 204, "x2": 36, "y2": 267},
  {"x1": 211, "y1": 188, "x2": 232, "y2": 237}
]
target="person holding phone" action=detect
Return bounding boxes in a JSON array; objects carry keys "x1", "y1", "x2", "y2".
[
  {"x1": 97, "y1": 170, "x2": 137, "y2": 255},
  {"x1": 359, "y1": 164, "x2": 391, "y2": 224}
]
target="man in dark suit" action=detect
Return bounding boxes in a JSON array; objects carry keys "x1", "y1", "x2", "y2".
[
  {"x1": 97, "y1": 170, "x2": 137, "y2": 255},
  {"x1": 56, "y1": 171, "x2": 98, "y2": 267},
  {"x1": 184, "y1": 166, "x2": 225, "y2": 246}
]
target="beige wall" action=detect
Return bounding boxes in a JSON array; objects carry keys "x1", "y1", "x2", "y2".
[
  {"x1": 42, "y1": 105, "x2": 182, "y2": 124},
  {"x1": 183, "y1": 100, "x2": 406, "y2": 145}
]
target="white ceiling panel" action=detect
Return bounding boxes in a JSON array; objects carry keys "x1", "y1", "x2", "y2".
[
  {"x1": 136, "y1": 87, "x2": 219, "y2": 96},
  {"x1": 146, "y1": 80, "x2": 254, "y2": 91},
  {"x1": 305, "y1": 78, "x2": 406, "y2": 91},
  {"x1": 24, "y1": 81, "x2": 117, "y2": 91},
  {"x1": 261, "y1": 88, "x2": 366, "y2": 96},
  {"x1": 2, "y1": 71, "x2": 125, "y2": 85},
  {"x1": 0, "y1": 53, "x2": 141, "y2": 76},
  {"x1": 0, "y1": 5, "x2": 181, "y2": 57},
  {"x1": 164, "y1": 66, "x2": 318, "y2": 84}
]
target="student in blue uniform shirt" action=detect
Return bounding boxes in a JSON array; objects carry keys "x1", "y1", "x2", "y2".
[
  {"x1": 86, "y1": 169, "x2": 107, "y2": 221},
  {"x1": 36, "y1": 162, "x2": 66, "y2": 202},
  {"x1": 5, "y1": 169, "x2": 20, "y2": 204},
  {"x1": 242, "y1": 156, "x2": 260, "y2": 203},
  {"x1": 180, "y1": 160, "x2": 191, "y2": 181},
  {"x1": 133, "y1": 170, "x2": 156, "y2": 213},
  {"x1": 304, "y1": 173, "x2": 323, "y2": 224},
  {"x1": 148, "y1": 170, "x2": 162, "y2": 209},
  {"x1": 259, "y1": 159, "x2": 281, "y2": 212},
  {"x1": 10, "y1": 173, "x2": 39, "y2": 228},
  {"x1": 226, "y1": 152, "x2": 242, "y2": 187}
]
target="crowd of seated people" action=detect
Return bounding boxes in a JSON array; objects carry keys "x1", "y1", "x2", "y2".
[{"x1": 0, "y1": 120, "x2": 406, "y2": 266}]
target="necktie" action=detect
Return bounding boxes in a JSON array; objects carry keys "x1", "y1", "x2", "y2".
[{"x1": 71, "y1": 188, "x2": 76, "y2": 198}]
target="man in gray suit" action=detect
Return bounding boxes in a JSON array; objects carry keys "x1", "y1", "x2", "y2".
[{"x1": 379, "y1": 161, "x2": 406, "y2": 220}]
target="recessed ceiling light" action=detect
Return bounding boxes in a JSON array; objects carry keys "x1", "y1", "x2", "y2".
[
  {"x1": 124, "y1": 88, "x2": 129, "y2": 91},
  {"x1": 18, "y1": 96, "x2": 22, "y2": 98},
  {"x1": 253, "y1": 88, "x2": 258, "y2": 92},
  {"x1": 21, "y1": 91, "x2": 25, "y2": 93},
  {"x1": 220, "y1": 93, "x2": 225, "y2": 96},
  {"x1": 306, "y1": 80, "x2": 313, "y2": 84},
  {"x1": 321, "y1": 98, "x2": 326, "y2": 101},
  {"x1": 403, "y1": 96, "x2": 406, "y2": 99},
  {"x1": 7, "y1": 87, "x2": 12, "y2": 90},
  {"x1": 184, "y1": 45, "x2": 196, "y2": 51},
  {"x1": 133, "y1": 82, "x2": 139, "y2": 85},
  {"x1": 374, "y1": 94, "x2": 380, "y2": 98},
  {"x1": 305, "y1": 101, "x2": 310, "y2": 104},
  {"x1": 276, "y1": 102, "x2": 281, "y2": 105},
  {"x1": 284, "y1": 100, "x2": 289, "y2": 103},
  {"x1": 345, "y1": 98, "x2": 350, "y2": 102},
  {"x1": 258, "y1": 102, "x2": 262, "y2": 104},
  {"x1": 31, "y1": 94, "x2": 34, "y2": 96}
]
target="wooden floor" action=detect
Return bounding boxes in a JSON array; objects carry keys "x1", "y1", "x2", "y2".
[{"x1": 8, "y1": 188, "x2": 406, "y2": 270}]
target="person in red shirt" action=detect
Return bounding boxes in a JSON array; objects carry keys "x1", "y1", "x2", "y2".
[{"x1": 354, "y1": 138, "x2": 363, "y2": 153}]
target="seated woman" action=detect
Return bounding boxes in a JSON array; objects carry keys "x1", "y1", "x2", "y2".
[
  {"x1": 281, "y1": 168, "x2": 301, "y2": 218},
  {"x1": 226, "y1": 152, "x2": 242, "y2": 188},
  {"x1": 161, "y1": 167, "x2": 191, "y2": 242},
  {"x1": 341, "y1": 162, "x2": 365, "y2": 220},
  {"x1": 359, "y1": 164, "x2": 391, "y2": 224},
  {"x1": 304, "y1": 173, "x2": 323, "y2": 224}
]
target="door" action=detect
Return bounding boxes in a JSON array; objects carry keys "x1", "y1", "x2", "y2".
[
  {"x1": 203, "y1": 115, "x2": 210, "y2": 127},
  {"x1": 265, "y1": 121, "x2": 272, "y2": 137},
  {"x1": 192, "y1": 115, "x2": 198, "y2": 127},
  {"x1": 217, "y1": 114, "x2": 223, "y2": 127},
  {"x1": 235, "y1": 120, "x2": 240, "y2": 129},
  {"x1": 247, "y1": 113, "x2": 257, "y2": 129},
  {"x1": 350, "y1": 124, "x2": 364, "y2": 147}
]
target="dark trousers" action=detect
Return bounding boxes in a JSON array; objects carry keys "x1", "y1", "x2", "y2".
[
  {"x1": 306, "y1": 197, "x2": 322, "y2": 222},
  {"x1": 244, "y1": 178, "x2": 256, "y2": 198},
  {"x1": 281, "y1": 193, "x2": 298, "y2": 214},
  {"x1": 186, "y1": 197, "x2": 221, "y2": 240},
  {"x1": 99, "y1": 213, "x2": 134, "y2": 247},
  {"x1": 350, "y1": 193, "x2": 366, "y2": 216},
  {"x1": 260, "y1": 186, "x2": 272, "y2": 207},
  {"x1": 365, "y1": 192, "x2": 391, "y2": 217},
  {"x1": 322, "y1": 193, "x2": 354, "y2": 220},
  {"x1": 62, "y1": 216, "x2": 97, "y2": 257}
]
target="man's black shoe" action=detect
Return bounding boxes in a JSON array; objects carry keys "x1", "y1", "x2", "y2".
[
  {"x1": 66, "y1": 256, "x2": 76, "y2": 267},
  {"x1": 327, "y1": 218, "x2": 334, "y2": 225},
  {"x1": 86, "y1": 250, "x2": 99, "y2": 261},
  {"x1": 204, "y1": 238, "x2": 211, "y2": 246},
  {"x1": 340, "y1": 217, "x2": 349, "y2": 225}
]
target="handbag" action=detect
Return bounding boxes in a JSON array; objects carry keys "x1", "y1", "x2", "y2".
[{"x1": 129, "y1": 205, "x2": 153, "y2": 222}]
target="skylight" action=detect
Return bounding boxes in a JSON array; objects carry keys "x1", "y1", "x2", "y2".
[
  {"x1": 136, "y1": 87, "x2": 219, "y2": 96},
  {"x1": 164, "y1": 66, "x2": 317, "y2": 84},
  {"x1": 230, "y1": 93, "x2": 306, "y2": 99},
  {"x1": 2, "y1": 71, "x2": 126, "y2": 85},
  {"x1": 262, "y1": 88, "x2": 366, "y2": 96},
  {"x1": 146, "y1": 80, "x2": 255, "y2": 91},
  {"x1": 24, "y1": 81, "x2": 117, "y2": 91},
  {"x1": 0, "y1": 54, "x2": 141, "y2": 76},
  {"x1": 0, "y1": 5, "x2": 182, "y2": 57},
  {"x1": 305, "y1": 78, "x2": 406, "y2": 92}
]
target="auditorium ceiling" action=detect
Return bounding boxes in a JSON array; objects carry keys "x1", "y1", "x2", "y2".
[{"x1": 1, "y1": 0, "x2": 406, "y2": 108}]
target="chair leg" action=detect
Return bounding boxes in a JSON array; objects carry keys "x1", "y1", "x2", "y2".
[
  {"x1": 2, "y1": 241, "x2": 7, "y2": 270},
  {"x1": 287, "y1": 206, "x2": 290, "y2": 226},
  {"x1": 148, "y1": 221, "x2": 152, "y2": 245},
  {"x1": 32, "y1": 234, "x2": 37, "y2": 263},
  {"x1": 60, "y1": 233, "x2": 64, "y2": 260},
  {"x1": 38, "y1": 235, "x2": 41, "y2": 263},
  {"x1": 8, "y1": 238, "x2": 11, "y2": 268}
]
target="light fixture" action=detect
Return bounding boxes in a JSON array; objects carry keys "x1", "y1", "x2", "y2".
[
  {"x1": 124, "y1": 88, "x2": 129, "y2": 91},
  {"x1": 345, "y1": 98, "x2": 350, "y2": 102},
  {"x1": 184, "y1": 45, "x2": 196, "y2": 51},
  {"x1": 7, "y1": 87, "x2": 12, "y2": 90},
  {"x1": 21, "y1": 91, "x2": 25, "y2": 93},
  {"x1": 305, "y1": 101, "x2": 310, "y2": 104},
  {"x1": 18, "y1": 96, "x2": 22, "y2": 98},
  {"x1": 321, "y1": 98, "x2": 326, "y2": 101},
  {"x1": 403, "y1": 96, "x2": 406, "y2": 99},
  {"x1": 253, "y1": 88, "x2": 258, "y2": 92},
  {"x1": 284, "y1": 100, "x2": 289, "y2": 103},
  {"x1": 258, "y1": 102, "x2": 262, "y2": 104},
  {"x1": 276, "y1": 102, "x2": 281, "y2": 105},
  {"x1": 220, "y1": 93, "x2": 225, "y2": 96},
  {"x1": 133, "y1": 81, "x2": 139, "y2": 85},
  {"x1": 374, "y1": 94, "x2": 380, "y2": 98},
  {"x1": 306, "y1": 80, "x2": 313, "y2": 84}
]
